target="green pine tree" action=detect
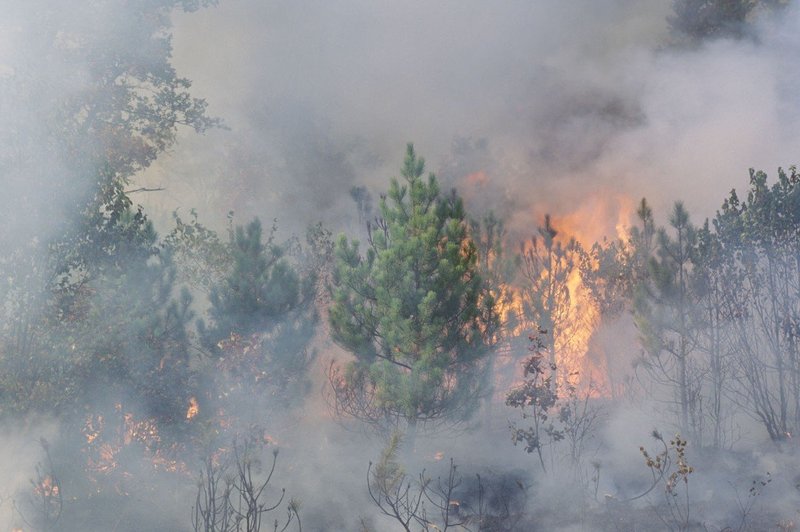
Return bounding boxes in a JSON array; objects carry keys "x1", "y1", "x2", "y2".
[
  {"x1": 203, "y1": 219, "x2": 301, "y2": 342},
  {"x1": 199, "y1": 218, "x2": 316, "y2": 405},
  {"x1": 328, "y1": 144, "x2": 498, "y2": 437},
  {"x1": 634, "y1": 202, "x2": 702, "y2": 439}
]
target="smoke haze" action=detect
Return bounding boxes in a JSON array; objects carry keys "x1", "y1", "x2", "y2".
[
  {"x1": 5, "y1": 1, "x2": 800, "y2": 530},
  {"x1": 141, "y1": 1, "x2": 800, "y2": 239}
]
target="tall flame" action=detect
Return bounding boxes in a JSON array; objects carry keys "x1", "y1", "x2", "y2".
[
  {"x1": 549, "y1": 193, "x2": 635, "y2": 395},
  {"x1": 487, "y1": 191, "x2": 635, "y2": 398}
]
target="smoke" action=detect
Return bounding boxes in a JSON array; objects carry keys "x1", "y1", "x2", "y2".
[
  {"x1": 0, "y1": 6, "x2": 85, "y2": 249},
  {"x1": 137, "y1": 1, "x2": 800, "y2": 241},
  {"x1": 5, "y1": 0, "x2": 800, "y2": 530},
  {"x1": 138, "y1": 0, "x2": 666, "y2": 232},
  {"x1": 0, "y1": 421, "x2": 59, "y2": 528}
]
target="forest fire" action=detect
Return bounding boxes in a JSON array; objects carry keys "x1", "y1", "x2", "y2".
[
  {"x1": 82, "y1": 410, "x2": 189, "y2": 476},
  {"x1": 490, "y1": 193, "x2": 636, "y2": 397},
  {"x1": 32, "y1": 475, "x2": 59, "y2": 499},
  {"x1": 461, "y1": 160, "x2": 637, "y2": 397},
  {"x1": 185, "y1": 397, "x2": 199, "y2": 420},
  {"x1": 6, "y1": 1, "x2": 800, "y2": 530},
  {"x1": 548, "y1": 193, "x2": 635, "y2": 246},
  {"x1": 546, "y1": 196, "x2": 635, "y2": 395}
]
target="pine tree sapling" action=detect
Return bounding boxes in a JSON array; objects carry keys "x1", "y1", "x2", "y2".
[
  {"x1": 329, "y1": 144, "x2": 498, "y2": 435},
  {"x1": 200, "y1": 217, "x2": 317, "y2": 414}
]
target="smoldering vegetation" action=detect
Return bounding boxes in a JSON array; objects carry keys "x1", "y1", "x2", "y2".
[{"x1": 4, "y1": 1, "x2": 800, "y2": 531}]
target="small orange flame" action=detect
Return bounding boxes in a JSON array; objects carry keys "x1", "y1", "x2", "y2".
[
  {"x1": 83, "y1": 410, "x2": 190, "y2": 476},
  {"x1": 464, "y1": 170, "x2": 489, "y2": 188},
  {"x1": 33, "y1": 475, "x2": 59, "y2": 498},
  {"x1": 186, "y1": 396, "x2": 199, "y2": 420}
]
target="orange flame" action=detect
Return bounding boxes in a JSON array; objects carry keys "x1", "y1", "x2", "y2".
[
  {"x1": 186, "y1": 396, "x2": 199, "y2": 420},
  {"x1": 548, "y1": 194, "x2": 635, "y2": 247},
  {"x1": 490, "y1": 192, "x2": 636, "y2": 398},
  {"x1": 33, "y1": 475, "x2": 59, "y2": 498},
  {"x1": 83, "y1": 410, "x2": 189, "y2": 475},
  {"x1": 549, "y1": 193, "x2": 635, "y2": 395}
]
